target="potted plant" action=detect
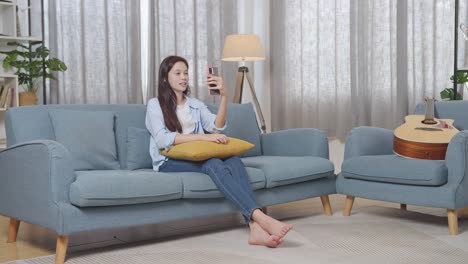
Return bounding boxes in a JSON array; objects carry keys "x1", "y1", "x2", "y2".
[
  {"x1": 0, "y1": 43, "x2": 67, "y2": 106},
  {"x1": 440, "y1": 72, "x2": 468, "y2": 100}
]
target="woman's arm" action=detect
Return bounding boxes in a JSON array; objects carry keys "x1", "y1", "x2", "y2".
[
  {"x1": 174, "y1": 133, "x2": 228, "y2": 145},
  {"x1": 215, "y1": 95, "x2": 228, "y2": 128},
  {"x1": 145, "y1": 99, "x2": 177, "y2": 150},
  {"x1": 146, "y1": 99, "x2": 229, "y2": 149},
  {"x1": 208, "y1": 74, "x2": 228, "y2": 129}
]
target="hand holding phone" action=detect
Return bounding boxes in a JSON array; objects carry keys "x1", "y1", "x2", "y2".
[{"x1": 208, "y1": 66, "x2": 220, "y2": 95}]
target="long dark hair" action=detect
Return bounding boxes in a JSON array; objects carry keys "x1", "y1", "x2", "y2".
[{"x1": 158, "y1": 56, "x2": 191, "y2": 133}]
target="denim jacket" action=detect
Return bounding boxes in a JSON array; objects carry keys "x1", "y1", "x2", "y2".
[{"x1": 145, "y1": 96, "x2": 227, "y2": 171}]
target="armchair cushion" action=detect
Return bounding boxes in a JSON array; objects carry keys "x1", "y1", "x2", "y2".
[
  {"x1": 342, "y1": 155, "x2": 448, "y2": 186},
  {"x1": 49, "y1": 109, "x2": 120, "y2": 170}
]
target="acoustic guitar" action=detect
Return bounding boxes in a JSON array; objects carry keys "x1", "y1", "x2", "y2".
[{"x1": 393, "y1": 99, "x2": 459, "y2": 160}]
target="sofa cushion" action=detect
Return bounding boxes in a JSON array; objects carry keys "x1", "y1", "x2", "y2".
[
  {"x1": 126, "y1": 127, "x2": 153, "y2": 170},
  {"x1": 70, "y1": 170, "x2": 183, "y2": 207},
  {"x1": 161, "y1": 137, "x2": 254, "y2": 161},
  {"x1": 49, "y1": 109, "x2": 120, "y2": 170},
  {"x1": 342, "y1": 155, "x2": 448, "y2": 186},
  {"x1": 167, "y1": 167, "x2": 265, "y2": 199},
  {"x1": 241, "y1": 156, "x2": 334, "y2": 188},
  {"x1": 207, "y1": 103, "x2": 261, "y2": 157}
]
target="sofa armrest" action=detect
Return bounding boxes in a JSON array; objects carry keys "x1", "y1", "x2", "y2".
[
  {"x1": 261, "y1": 128, "x2": 329, "y2": 158},
  {"x1": 344, "y1": 126, "x2": 394, "y2": 160},
  {"x1": 0, "y1": 140, "x2": 75, "y2": 230},
  {"x1": 445, "y1": 131, "x2": 468, "y2": 208}
]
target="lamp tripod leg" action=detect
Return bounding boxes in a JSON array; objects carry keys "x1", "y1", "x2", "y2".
[
  {"x1": 233, "y1": 70, "x2": 244, "y2": 103},
  {"x1": 245, "y1": 71, "x2": 267, "y2": 133}
]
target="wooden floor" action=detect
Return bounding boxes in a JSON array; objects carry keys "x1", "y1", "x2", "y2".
[{"x1": 1, "y1": 194, "x2": 467, "y2": 263}]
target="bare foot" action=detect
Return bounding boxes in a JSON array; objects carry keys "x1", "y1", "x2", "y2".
[
  {"x1": 252, "y1": 210, "x2": 293, "y2": 238},
  {"x1": 248, "y1": 221, "x2": 283, "y2": 248}
]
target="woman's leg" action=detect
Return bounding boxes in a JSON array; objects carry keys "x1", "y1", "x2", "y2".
[
  {"x1": 223, "y1": 157, "x2": 256, "y2": 200},
  {"x1": 159, "y1": 159, "x2": 204, "y2": 173},
  {"x1": 161, "y1": 158, "x2": 288, "y2": 247},
  {"x1": 202, "y1": 158, "x2": 283, "y2": 247},
  {"x1": 251, "y1": 209, "x2": 293, "y2": 238},
  {"x1": 201, "y1": 158, "x2": 258, "y2": 222},
  {"x1": 223, "y1": 157, "x2": 293, "y2": 238},
  {"x1": 248, "y1": 221, "x2": 282, "y2": 248},
  {"x1": 162, "y1": 157, "x2": 259, "y2": 222}
]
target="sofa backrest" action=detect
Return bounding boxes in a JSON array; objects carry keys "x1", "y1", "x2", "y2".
[
  {"x1": 5, "y1": 102, "x2": 262, "y2": 169},
  {"x1": 6, "y1": 104, "x2": 147, "y2": 169},
  {"x1": 414, "y1": 101, "x2": 468, "y2": 130},
  {"x1": 207, "y1": 103, "x2": 261, "y2": 157}
]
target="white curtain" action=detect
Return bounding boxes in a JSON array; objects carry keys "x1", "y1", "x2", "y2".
[
  {"x1": 146, "y1": 0, "x2": 239, "y2": 103},
  {"x1": 44, "y1": 0, "x2": 467, "y2": 136},
  {"x1": 270, "y1": 0, "x2": 466, "y2": 139},
  {"x1": 270, "y1": 0, "x2": 351, "y2": 138},
  {"x1": 47, "y1": 0, "x2": 142, "y2": 104}
]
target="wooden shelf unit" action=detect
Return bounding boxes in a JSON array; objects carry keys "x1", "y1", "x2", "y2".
[
  {"x1": 0, "y1": 0, "x2": 44, "y2": 108},
  {"x1": 0, "y1": 74, "x2": 18, "y2": 111}
]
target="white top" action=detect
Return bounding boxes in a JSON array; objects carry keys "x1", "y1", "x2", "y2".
[
  {"x1": 145, "y1": 96, "x2": 226, "y2": 171},
  {"x1": 176, "y1": 101, "x2": 195, "y2": 134}
]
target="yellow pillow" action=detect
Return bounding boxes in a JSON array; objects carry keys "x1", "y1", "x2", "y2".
[{"x1": 161, "y1": 137, "x2": 254, "y2": 161}]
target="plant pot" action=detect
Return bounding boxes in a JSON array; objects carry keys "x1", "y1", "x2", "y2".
[
  {"x1": 19, "y1": 91, "x2": 38, "y2": 106},
  {"x1": 459, "y1": 84, "x2": 464, "y2": 99},
  {"x1": 461, "y1": 84, "x2": 468, "y2": 100}
]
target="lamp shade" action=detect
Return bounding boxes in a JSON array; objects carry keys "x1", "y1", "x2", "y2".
[{"x1": 222, "y1": 34, "x2": 265, "y2": 62}]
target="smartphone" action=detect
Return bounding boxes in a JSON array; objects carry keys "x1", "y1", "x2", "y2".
[{"x1": 208, "y1": 66, "x2": 220, "y2": 95}]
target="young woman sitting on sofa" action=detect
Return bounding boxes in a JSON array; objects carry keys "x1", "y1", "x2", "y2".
[{"x1": 145, "y1": 55, "x2": 292, "y2": 248}]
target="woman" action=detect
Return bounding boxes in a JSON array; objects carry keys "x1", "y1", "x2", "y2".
[{"x1": 145, "y1": 55, "x2": 292, "y2": 248}]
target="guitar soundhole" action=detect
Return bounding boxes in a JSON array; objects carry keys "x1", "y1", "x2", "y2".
[{"x1": 421, "y1": 119, "x2": 437, "y2": 125}]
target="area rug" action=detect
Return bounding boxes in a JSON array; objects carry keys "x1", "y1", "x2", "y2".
[{"x1": 6, "y1": 206, "x2": 468, "y2": 264}]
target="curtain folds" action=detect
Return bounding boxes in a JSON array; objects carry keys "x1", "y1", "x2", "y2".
[
  {"x1": 47, "y1": 0, "x2": 142, "y2": 104},
  {"x1": 45, "y1": 0, "x2": 466, "y2": 139},
  {"x1": 270, "y1": 0, "x2": 465, "y2": 139},
  {"x1": 146, "y1": 0, "x2": 238, "y2": 103}
]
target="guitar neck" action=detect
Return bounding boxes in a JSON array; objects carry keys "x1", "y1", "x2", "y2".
[{"x1": 424, "y1": 98, "x2": 435, "y2": 121}]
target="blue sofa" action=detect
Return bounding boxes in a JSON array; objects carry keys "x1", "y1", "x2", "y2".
[
  {"x1": 336, "y1": 101, "x2": 468, "y2": 235},
  {"x1": 0, "y1": 103, "x2": 335, "y2": 263}
]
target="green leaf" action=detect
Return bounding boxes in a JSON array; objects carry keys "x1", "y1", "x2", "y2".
[
  {"x1": 0, "y1": 44, "x2": 67, "y2": 91},
  {"x1": 450, "y1": 72, "x2": 468, "y2": 84},
  {"x1": 440, "y1": 88, "x2": 462, "y2": 100}
]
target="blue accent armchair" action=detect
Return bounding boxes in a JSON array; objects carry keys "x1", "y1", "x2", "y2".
[{"x1": 336, "y1": 101, "x2": 468, "y2": 235}]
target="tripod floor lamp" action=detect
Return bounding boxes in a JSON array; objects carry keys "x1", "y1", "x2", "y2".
[{"x1": 222, "y1": 34, "x2": 267, "y2": 133}]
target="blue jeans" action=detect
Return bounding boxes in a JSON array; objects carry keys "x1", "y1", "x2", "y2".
[{"x1": 159, "y1": 156, "x2": 259, "y2": 222}]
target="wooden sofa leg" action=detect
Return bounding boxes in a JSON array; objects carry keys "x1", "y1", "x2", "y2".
[
  {"x1": 400, "y1": 204, "x2": 407, "y2": 211},
  {"x1": 320, "y1": 195, "x2": 333, "y2": 216},
  {"x1": 343, "y1": 196, "x2": 355, "y2": 216},
  {"x1": 7, "y1": 218, "x2": 20, "y2": 243},
  {"x1": 55, "y1": 236, "x2": 69, "y2": 264},
  {"x1": 448, "y1": 209, "x2": 458, "y2": 236}
]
